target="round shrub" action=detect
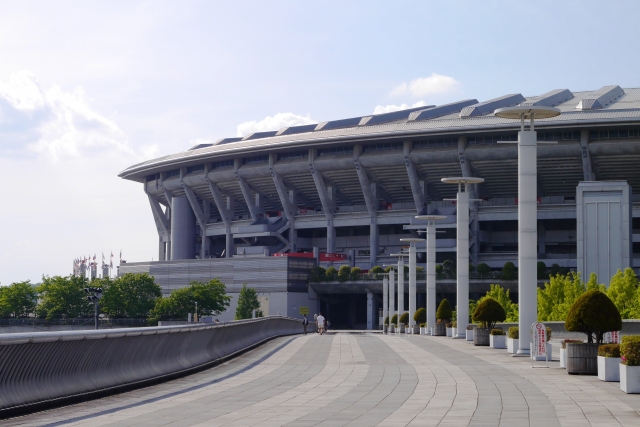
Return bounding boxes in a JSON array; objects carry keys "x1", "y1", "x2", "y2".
[
  {"x1": 350, "y1": 267, "x2": 362, "y2": 281},
  {"x1": 561, "y1": 339, "x2": 583, "y2": 349},
  {"x1": 476, "y1": 263, "x2": 491, "y2": 278},
  {"x1": 325, "y1": 266, "x2": 337, "y2": 281},
  {"x1": 472, "y1": 297, "x2": 506, "y2": 330},
  {"x1": 501, "y1": 262, "x2": 517, "y2": 280},
  {"x1": 436, "y1": 299, "x2": 452, "y2": 321},
  {"x1": 452, "y1": 321, "x2": 457, "y2": 328},
  {"x1": 420, "y1": 322, "x2": 426, "y2": 327},
  {"x1": 384, "y1": 315, "x2": 389, "y2": 326},
  {"x1": 310, "y1": 266, "x2": 326, "y2": 282},
  {"x1": 466, "y1": 324, "x2": 474, "y2": 331},
  {"x1": 621, "y1": 336, "x2": 640, "y2": 366},
  {"x1": 565, "y1": 289, "x2": 622, "y2": 343},
  {"x1": 490, "y1": 328, "x2": 505, "y2": 336},
  {"x1": 414, "y1": 307, "x2": 426, "y2": 324},
  {"x1": 391, "y1": 313, "x2": 398, "y2": 325},
  {"x1": 445, "y1": 322, "x2": 453, "y2": 328},
  {"x1": 598, "y1": 344, "x2": 621, "y2": 358},
  {"x1": 399, "y1": 312, "x2": 409, "y2": 325},
  {"x1": 337, "y1": 265, "x2": 351, "y2": 282},
  {"x1": 508, "y1": 326, "x2": 519, "y2": 339},
  {"x1": 369, "y1": 265, "x2": 383, "y2": 279}
]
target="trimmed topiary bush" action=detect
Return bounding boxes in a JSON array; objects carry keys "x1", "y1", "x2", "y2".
[
  {"x1": 325, "y1": 266, "x2": 337, "y2": 281},
  {"x1": 310, "y1": 266, "x2": 326, "y2": 282},
  {"x1": 420, "y1": 322, "x2": 426, "y2": 327},
  {"x1": 490, "y1": 328, "x2": 505, "y2": 336},
  {"x1": 598, "y1": 344, "x2": 621, "y2": 358},
  {"x1": 350, "y1": 267, "x2": 362, "y2": 281},
  {"x1": 508, "y1": 326, "x2": 519, "y2": 339},
  {"x1": 476, "y1": 263, "x2": 491, "y2": 278},
  {"x1": 399, "y1": 312, "x2": 409, "y2": 325},
  {"x1": 501, "y1": 262, "x2": 517, "y2": 280},
  {"x1": 565, "y1": 289, "x2": 622, "y2": 343},
  {"x1": 414, "y1": 307, "x2": 426, "y2": 324},
  {"x1": 384, "y1": 315, "x2": 389, "y2": 326},
  {"x1": 369, "y1": 265, "x2": 383, "y2": 279},
  {"x1": 472, "y1": 297, "x2": 506, "y2": 330},
  {"x1": 621, "y1": 336, "x2": 640, "y2": 366},
  {"x1": 436, "y1": 299, "x2": 452, "y2": 322},
  {"x1": 337, "y1": 265, "x2": 351, "y2": 282},
  {"x1": 391, "y1": 313, "x2": 398, "y2": 325}
]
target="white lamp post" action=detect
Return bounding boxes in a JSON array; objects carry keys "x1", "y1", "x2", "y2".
[
  {"x1": 442, "y1": 177, "x2": 484, "y2": 338},
  {"x1": 400, "y1": 238, "x2": 424, "y2": 333},
  {"x1": 415, "y1": 215, "x2": 447, "y2": 335},
  {"x1": 381, "y1": 272, "x2": 389, "y2": 332},
  {"x1": 494, "y1": 106, "x2": 560, "y2": 355},
  {"x1": 390, "y1": 253, "x2": 408, "y2": 330}
]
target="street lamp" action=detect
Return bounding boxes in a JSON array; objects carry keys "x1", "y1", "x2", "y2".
[
  {"x1": 400, "y1": 238, "x2": 424, "y2": 333},
  {"x1": 84, "y1": 287, "x2": 103, "y2": 330},
  {"x1": 494, "y1": 106, "x2": 560, "y2": 355}
]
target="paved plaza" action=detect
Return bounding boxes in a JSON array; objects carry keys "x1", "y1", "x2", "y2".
[{"x1": 6, "y1": 333, "x2": 640, "y2": 427}]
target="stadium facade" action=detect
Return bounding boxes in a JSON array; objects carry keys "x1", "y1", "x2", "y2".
[{"x1": 119, "y1": 85, "x2": 640, "y2": 326}]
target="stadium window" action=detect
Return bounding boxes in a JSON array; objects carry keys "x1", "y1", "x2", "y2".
[
  {"x1": 146, "y1": 174, "x2": 157, "y2": 182},
  {"x1": 318, "y1": 146, "x2": 353, "y2": 156},
  {"x1": 589, "y1": 128, "x2": 640, "y2": 139},
  {"x1": 165, "y1": 169, "x2": 180, "y2": 179},
  {"x1": 211, "y1": 160, "x2": 234, "y2": 169},
  {"x1": 278, "y1": 151, "x2": 307, "y2": 161},
  {"x1": 413, "y1": 137, "x2": 457, "y2": 149},
  {"x1": 242, "y1": 155, "x2": 268, "y2": 165},
  {"x1": 467, "y1": 134, "x2": 517, "y2": 145},
  {"x1": 362, "y1": 142, "x2": 403, "y2": 152},
  {"x1": 186, "y1": 165, "x2": 204, "y2": 174}
]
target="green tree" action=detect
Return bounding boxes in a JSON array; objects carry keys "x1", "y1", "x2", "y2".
[
  {"x1": 414, "y1": 307, "x2": 426, "y2": 324},
  {"x1": 148, "y1": 279, "x2": 230, "y2": 324},
  {"x1": 501, "y1": 262, "x2": 517, "y2": 280},
  {"x1": 537, "y1": 262, "x2": 548, "y2": 280},
  {"x1": 101, "y1": 273, "x2": 161, "y2": 318},
  {"x1": 337, "y1": 265, "x2": 351, "y2": 282},
  {"x1": 436, "y1": 298, "x2": 452, "y2": 322},
  {"x1": 369, "y1": 266, "x2": 383, "y2": 279},
  {"x1": 482, "y1": 284, "x2": 518, "y2": 322},
  {"x1": 472, "y1": 297, "x2": 506, "y2": 329},
  {"x1": 235, "y1": 284, "x2": 261, "y2": 320},
  {"x1": 537, "y1": 272, "x2": 586, "y2": 322},
  {"x1": 476, "y1": 263, "x2": 491, "y2": 278},
  {"x1": 310, "y1": 266, "x2": 327, "y2": 282},
  {"x1": 442, "y1": 260, "x2": 456, "y2": 279},
  {"x1": 36, "y1": 275, "x2": 92, "y2": 320},
  {"x1": 325, "y1": 266, "x2": 337, "y2": 281},
  {"x1": 585, "y1": 272, "x2": 606, "y2": 292},
  {"x1": 0, "y1": 281, "x2": 37, "y2": 317},
  {"x1": 350, "y1": 267, "x2": 362, "y2": 281},
  {"x1": 565, "y1": 289, "x2": 622, "y2": 343},
  {"x1": 607, "y1": 268, "x2": 638, "y2": 319}
]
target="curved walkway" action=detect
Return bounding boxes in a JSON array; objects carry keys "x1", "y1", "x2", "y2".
[{"x1": 5, "y1": 333, "x2": 640, "y2": 427}]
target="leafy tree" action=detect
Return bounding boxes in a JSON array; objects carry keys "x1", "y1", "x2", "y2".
[
  {"x1": 436, "y1": 298, "x2": 452, "y2": 322},
  {"x1": 148, "y1": 279, "x2": 230, "y2": 324},
  {"x1": 435, "y1": 264, "x2": 444, "y2": 279},
  {"x1": 476, "y1": 263, "x2": 491, "y2": 278},
  {"x1": 325, "y1": 266, "x2": 337, "y2": 281},
  {"x1": 469, "y1": 263, "x2": 476, "y2": 273},
  {"x1": 501, "y1": 262, "x2": 517, "y2": 280},
  {"x1": 100, "y1": 273, "x2": 161, "y2": 318},
  {"x1": 482, "y1": 284, "x2": 518, "y2": 322},
  {"x1": 472, "y1": 297, "x2": 506, "y2": 329},
  {"x1": 537, "y1": 262, "x2": 548, "y2": 280},
  {"x1": 399, "y1": 312, "x2": 409, "y2": 325},
  {"x1": 586, "y1": 272, "x2": 606, "y2": 292},
  {"x1": 565, "y1": 289, "x2": 621, "y2": 343},
  {"x1": 384, "y1": 266, "x2": 394, "y2": 274},
  {"x1": 337, "y1": 265, "x2": 351, "y2": 282},
  {"x1": 442, "y1": 260, "x2": 456, "y2": 279},
  {"x1": 537, "y1": 272, "x2": 586, "y2": 322},
  {"x1": 36, "y1": 275, "x2": 92, "y2": 320},
  {"x1": 350, "y1": 267, "x2": 362, "y2": 281},
  {"x1": 391, "y1": 313, "x2": 398, "y2": 325},
  {"x1": 607, "y1": 268, "x2": 638, "y2": 319},
  {"x1": 235, "y1": 284, "x2": 261, "y2": 320},
  {"x1": 0, "y1": 281, "x2": 37, "y2": 317}
]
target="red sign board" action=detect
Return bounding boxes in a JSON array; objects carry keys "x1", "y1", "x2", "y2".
[{"x1": 531, "y1": 322, "x2": 547, "y2": 359}]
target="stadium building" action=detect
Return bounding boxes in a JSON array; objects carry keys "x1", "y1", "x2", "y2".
[{"x1": 119, "y1": 85, "x2": 640, "y2": 326}]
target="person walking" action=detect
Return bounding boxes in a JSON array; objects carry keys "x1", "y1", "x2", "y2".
[
  {"x1": 302, "y1": 314, "x2": 309, "y2": 334},
  {"x1": 317, "y1": 313, "x2": 325, "y2": 335}
]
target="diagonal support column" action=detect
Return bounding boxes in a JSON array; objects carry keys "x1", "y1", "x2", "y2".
[
  {"x1": 309, "y1": 149, "x2": 335, "y2": 255},
  {"x1": 403, "y1": 140, "x2": 427, "y2": 214},
  {"x1": 145, "y1": 185, "x2": 170, "y2": 261},
  {"x1": 234, "y1": 159, "x2": 263, "y2": 223},
  {"x1": 580, "y1": 130, "x2": 595, "y2": 181},
  {"x1": 205, "y1": 165, "x2": 233, "y2": 258},
  {"x1": 181, "y1": 172, "x2": 208, "y2": 259},
  {"x1": 269, "y1": 154, "x2": 296, "y2": 252},
  {"x1": 354, "y1": 145, "x2": 379, "y2": 268}
]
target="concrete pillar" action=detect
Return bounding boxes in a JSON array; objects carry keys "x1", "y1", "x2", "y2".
[
  {"x1": 383, "y1": 276, "x2": 389, "y2": 330},
  {"x1": 427, "y1": 223, "x2": 436, "y2": 333},
  {"x1": 370, "y1": 216, "x2": 379, "y2": 268},
  {"x1": 518, "y1": 130, "x2": 538, "y2": 354},
  {"x1": 226, "y1": 196, "x2": 234, "y2": 258},
  {"x1": 170, "y1": 196, "x2": 196, "y2": 260},
  {"x1": 397, "y1": 256, "x2": 405, "y2": 318},
  {"x1": 367, "y1": 292, "x2": 373, "y2": 330},
  {"x1": 456, "y1": 190, "x2": 470, "y2": 338},
  {"x1": 289, "y1": 189, "x2": 297, "y2": 252},
  {"x1": 159, "y1": 237, "x2": 165, "y2": 261},
  {"x1": 389, "y1": 269, "x2": 395, "y2": 322},
  {"x1": 409, "y1": 244, "x2": 416, "y2": 328}
]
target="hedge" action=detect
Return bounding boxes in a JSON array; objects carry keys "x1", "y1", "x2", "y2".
[
  {"x1": 598, "y1": 344, "x2": 621, "y2": 358},
  {"x1": 621, "y1": 336, "x2": 640, "y2": 366}
]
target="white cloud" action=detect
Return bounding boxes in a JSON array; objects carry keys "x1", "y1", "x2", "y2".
[
  {"x1": 236, "y1": 112, "x2": 315, "y2": 137},
  {"x1": 0, "y1": 70, "x2": 135, "y2": 161},
  {"x1": 390, "y1": 73, "x2": 460, "y2": 97},
  {"x1": 373, "y1": 101, "x2": 428, "y2": 115}
]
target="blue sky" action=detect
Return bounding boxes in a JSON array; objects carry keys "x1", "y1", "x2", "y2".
[{"x1": 1, "y1": 0, "x2": 639, "y2": 284}]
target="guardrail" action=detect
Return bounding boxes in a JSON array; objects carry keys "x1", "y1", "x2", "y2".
[{"x1": 0, "y1": 316, "x2": 302, "y2": 417}]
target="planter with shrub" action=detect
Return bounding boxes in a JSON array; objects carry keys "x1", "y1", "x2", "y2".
[
  {"x1": 466, "y1": 324, "x2": 474, "y2": 341},
  {"x1": 560, "y1": 340, "x2": 583, "y2": 369},
  {"x1": 434, "y1": 299, "x2": 452, "y2": 336},
  {"x1": 472, "y1": 298, "x2": 506, "y2": 346},
  {"x1": 507, "y1": 327, "x2": 519, "y2": 354},
  {"x1": 383, "y1": 315, "x2": 389, "y2": 333},
  {"x1": 451, "y1": 321, "x2": 457, "y2": 339},
  {"x1": 620, "y1": 336, "x2": 640, "y2": 393},
  {"x1": 390, "y1": 314, "x2": 398, "y2": 333},
  {"x1": 565, "y1": 289, "x2": 622, "y2": 375},
  {"x1": 414, "y1": 308, "x2": 426, "y2": 335},
  {"x1": 598, "y1": 344, "x2": 621, "y2": 382},
  {"x1": 490, "y1": 329, "x2": 506, "y2": 349},
  {"x1": 399, "y1": 312, "x2": 409, "y2": 333},
  {"x1": 420, "y1": 323, "x2": 426, "y2": 335},
  {"x1": 445, "y1": 322, "x2": 453, "y2": 337}
]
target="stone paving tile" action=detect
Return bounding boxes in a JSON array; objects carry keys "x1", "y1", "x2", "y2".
[{"x1": 4, "y1": 332, "x2": 640, "y2": 426}]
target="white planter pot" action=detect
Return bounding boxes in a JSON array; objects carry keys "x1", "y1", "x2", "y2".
[
  {"x1": 466, "y1": 329, "x2": 473, "y2": 341},
  {"x1": 446, "y1": 327, "x2": 453, "y2": 337},
  {"x1": 413, "y1": 325, "x2": 420, "y2": 334},
  {"x1": 620, "y1": 364, "x2": 640, "y2": 393},
  {"x1": 531, "y1": 343, "x2": 552, "y2": 361},
  {"x1": 452, "y1": 327, "x2": 457, "y2": 338},
  {"x1": 507, "y1": 338, "x2": 519, "y2": 354},
  {"x1": 429, "y1": 327, "x2": 433, "y2": 336},
  {"x1": 560, "y1": 348, "x2": 566, "y2": 368},
  {"x1": 420, "y1": 327, "x2": 425, "y2": 335},
  {"x1": 490, "y1": 334, "x2": 506, "y2": 349},
  {"x1": 389, "y1": 325, "x2": 395, "y2": 333},
  {"x1": 598, "y1": 356, "x2": 621, "y2": 382}
]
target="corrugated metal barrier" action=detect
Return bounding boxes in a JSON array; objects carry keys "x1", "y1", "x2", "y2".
[{"x1": 0, "y1": 316, "x2": 302, "y2": 417}]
